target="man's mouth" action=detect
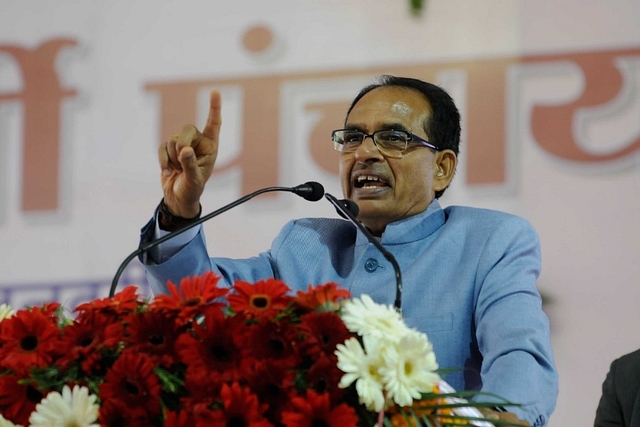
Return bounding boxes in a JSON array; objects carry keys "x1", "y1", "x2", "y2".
[{"x1": 353, "y1": 174, "x2": 390, "y2": 189}]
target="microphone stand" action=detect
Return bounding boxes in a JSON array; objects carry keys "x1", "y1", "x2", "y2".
[
  {"x1": 324, "y1": 193, "x2": 403, "y2": 313},
  {"x1": 110, "y1": 183, "x2": 324, "y2": 297}
]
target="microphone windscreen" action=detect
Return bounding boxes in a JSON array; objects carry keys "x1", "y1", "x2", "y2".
[{"x1": 296, "y1": 181, "x2": 325, "y2": 201}]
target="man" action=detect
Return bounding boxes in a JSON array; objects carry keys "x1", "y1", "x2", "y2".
[
  {"x1": 594, "y1": 348, "x2": 640, "y2": 426},
  {"x1": 141, "y1": 76, "x2": 558, "y2": 426}
]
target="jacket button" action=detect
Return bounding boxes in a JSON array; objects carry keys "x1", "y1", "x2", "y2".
[{"x1": 364, "y1": 258, "x2": 379, "y2": 272}]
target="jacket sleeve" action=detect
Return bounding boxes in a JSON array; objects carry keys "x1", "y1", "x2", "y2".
[
  {"x1": 138, "y1": 217, "x2": 293, "y2": 295},
  {"x1": 473, "y1": 216, "x2": 558, "y2": 426}
]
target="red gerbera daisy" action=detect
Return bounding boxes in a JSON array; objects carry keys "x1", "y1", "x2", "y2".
[
  {"x1": 281, "y1": 389, "x2": 359, "y2": 427},
  {"x1": 181, "y1": 367, "x2": 224, "y2": 411},
  {"x1": 98, "y1": 398, "x2": 149, "y2": 427},
  {"x1": 164, "y1": 409, "x2": 196, "y2": 427},
  {"x1": 298, "y1": 311, "x2": 352, "y2": 359},
  {"x1": 75, "y1": 285, "x2": 141, "y2": 318},
  {"x1": 206, "y1": 382, "x2": 273, "y2": 427},
  {"x1": 0, "y1": 306, "x2": 62, "y2": 375},
  {"x1": 176, "y1": 307, "x2": 246, "y2": 382},
  {"x1": 293, "y1": 282, "x2": 351, "y2": 312},
  {"x1": 305, "y1": 354, "x2": 347, "y2": 403},
  {"x1": 39, "y1": 301, "x2": 62, "y2": 318},
  {"x1": 56, "y1": 311, "x2": 111, "y2": 374},
  {"x1": 246, "y1": 319, "x2": 301, "y2": 369},
  {"x1": 151, "y1": 271, "x2": 227, "y2": 325},
  {"x1": 122, "y1": 309, "x2": 181, "y2": 367},
  {"x1": 99, "y1": 350, "x2": 162, "y2": 416},
  {"x1": 0, "y1": 374, "x2": 45, "y2": 425},
  {"x1": 245, "y1": 360, "x2": 297, "y2": 420},
  {"x1": 228, "y1": 279, "x2": 291, "y2": 319}
]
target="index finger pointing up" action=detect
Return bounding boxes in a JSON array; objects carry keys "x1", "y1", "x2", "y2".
[{"x1": 202, "y1": 89, "x2": 222, "y2": 140}]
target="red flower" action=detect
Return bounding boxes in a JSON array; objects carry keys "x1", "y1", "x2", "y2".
[
  {"x1": 151, "y1": 271, "x2": 227, "y2": 325},
  {"x1": 245, "y1": 361, "x2": 297, "y2": 420},
  {"x1": 98, "y1": 398, "x2": 150, "y2": 427},
  {"x1": 0, "y1": 276, "x2": 377, "y2": 426},
  {"x1": 164, "y1": 409, "x2": 196, "y2": 426},
  {"x1": 298, "y1": 311, "x2": 352, "y2": 359},
  {"x1": 122, "y1": 309, "x2": 181, "y2": 367},
  {"x1": 99, "y1": 350, "x2": 162, "y2": 416},
  {"x1": 206, "y1": 382, "x2": 273, "y2": 427},
  {"x1": 305, "y1": 354, "x2": 346, "y2": 403},
  {"x1": 281, "y1": 389, "x2": 359, "y2": 427},
  {"x1": 39, "y1": 301, "x2": 62, "y2": 318},
  {"x1": 293, "y1": 282, "x2": 351, "y2": 312},
  {"x1": 228, "y1": 279, "x2": 291, "y2": 319},
  {"x1": 0, "y1": 374, "x2": 44, "y2": 425},
  {"x1": 75, "y1": 285, "x2": 141, "y2": 318},
  {"x1": 181, "y1": 364, "x2": 226, "y2": 407},
  {"x1": 246, "y1": 319, "x2": 301, "y2": 369},
  {"x1": 57, "y1": 311, "x2": 113, "y2": 374},
  {"x1": 0, "y1": 306, "x2": 62, "y2": 375},
  {"x1": 177, "y1": 307, "x2": 247, "y2": 385}
]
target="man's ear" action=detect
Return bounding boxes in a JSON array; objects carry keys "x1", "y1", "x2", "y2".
[{"x1": 433, "y1": 149, "x2": 457, "y2": 192}]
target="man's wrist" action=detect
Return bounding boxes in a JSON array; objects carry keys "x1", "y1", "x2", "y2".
[{"x1": 158, "y1": 198, "x2": 202, "y2": 231}]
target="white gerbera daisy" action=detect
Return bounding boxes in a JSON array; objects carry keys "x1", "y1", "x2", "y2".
[
  {"x1": 335, "y1": 335, "x2": 387, "y2": 411},
  {"x1": 0, "y1": 303, "x2": 15, "y2": 321},
  {"x1": 379, "y1": 329, "x2": 440, "y2": 407},
  {"x1": 0, "y1": 414, "x2": 22, "y2": 427},
  {"x1": 29, "y1": 385, "x2": 99, "y2": 427},
  {"x1": 340, "y1": 295, "x2": 407, "y2": 341}
]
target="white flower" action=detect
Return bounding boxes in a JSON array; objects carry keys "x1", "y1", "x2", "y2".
[
  {"x1": 0, "y1": 414, "x2": 22, "y2": 427},
  {"x1": 338, "y1": 295, "x2": 442, "y2": 411},
  {"x1": 340, "y1": 294, "x2": 407, "y2": 341},
  {"x1": 0, "y1": 303, "x2": 15, "y2": 322},
  {"x1": 29, "y1": 385, "x2": 99, "y2": 427},
  {"x1": 335, "y1": 335, "x2": 387, "y2": 411},
  {"x1": 379, "y1": 329, "x2": 440, "y2": 407}
]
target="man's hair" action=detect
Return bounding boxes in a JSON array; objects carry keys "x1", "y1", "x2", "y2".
[{"x1": 345, "y1": 75, "x2": 461, "y2": 198}]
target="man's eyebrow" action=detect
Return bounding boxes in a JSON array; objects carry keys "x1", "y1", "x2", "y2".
[
  {"x1": 343, "y1": 122, "x2": 412, "y2": 133},
  {"x1": 378, "y1": 122, "x2": 411, "y2": 133},
  {"x1": 343, "y1": 124, "x2": 365, "y2": 132}
]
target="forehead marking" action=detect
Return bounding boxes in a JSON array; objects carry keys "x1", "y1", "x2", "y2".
[{"x1": 391, "y1": 102, "x2": 411, "y2": 115}]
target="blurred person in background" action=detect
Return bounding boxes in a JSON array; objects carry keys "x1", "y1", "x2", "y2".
[{"x1": 594, "y1": 348, "x2": 640, "y2": 426}]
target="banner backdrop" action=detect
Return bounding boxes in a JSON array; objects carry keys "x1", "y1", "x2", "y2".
[{"x1": 2, "y1": 1, "x2": 640, "y2": 425}]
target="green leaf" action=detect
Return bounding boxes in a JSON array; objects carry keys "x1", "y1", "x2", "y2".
[
  {"x1": 154, "y1": 366, "x2": 185, "y2": 394},
  {"x1": 410, "y1": 0, "x2": 425, "y2": 16},
  {"x1": 29, "y1": 365, "x2": 67, "y2": 390}
]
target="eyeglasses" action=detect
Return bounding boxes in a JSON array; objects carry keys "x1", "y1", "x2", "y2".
[{"x1": 331, "y1": 129, "x2": 439, "y2": 159}]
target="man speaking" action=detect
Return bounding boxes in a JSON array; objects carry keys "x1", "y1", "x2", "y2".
[{"x1": 140, "y1": 76, "x2": 558, "y2": 426}]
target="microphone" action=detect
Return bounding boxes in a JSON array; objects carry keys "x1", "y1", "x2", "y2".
[
  {"x1": 332, "y1": 198, "x2": 359, "y2": 219},
  {"x1": 109, "y1": 182, "x2": 325, "y2": 297},
  {"x1": 324, "y1": 193, "x2": 403, "y2": 313}
]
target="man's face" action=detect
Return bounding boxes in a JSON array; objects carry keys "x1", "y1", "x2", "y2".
[{"x1": 339, "y1": 86, "x2": 442, "y2": 235}]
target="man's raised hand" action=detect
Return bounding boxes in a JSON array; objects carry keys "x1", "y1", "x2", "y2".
[{"x1": 158, "y1": 90, "x2": 221, "y2": 218}]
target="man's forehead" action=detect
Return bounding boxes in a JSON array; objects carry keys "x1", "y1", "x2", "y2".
[{"x1": 391, "y1": 101, "x2": 412, "y2": 115}]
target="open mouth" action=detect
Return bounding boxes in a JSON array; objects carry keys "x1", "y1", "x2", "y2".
[{"x1": 353, "y1": 174, "x2": 390, "y2": 189}]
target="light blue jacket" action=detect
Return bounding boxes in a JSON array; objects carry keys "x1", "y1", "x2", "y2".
[{"x1": 141, "y1": 200, "x2": 558, "y2": 426}]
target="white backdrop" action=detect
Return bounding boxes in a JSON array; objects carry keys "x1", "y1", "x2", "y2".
[{"x1": 2, "y1": 1, "x2": 640, "y2": 425}]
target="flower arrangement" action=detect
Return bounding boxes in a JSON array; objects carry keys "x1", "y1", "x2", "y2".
[{"x1": 0, "y1": 272, "x2": 511, "y2": 426}]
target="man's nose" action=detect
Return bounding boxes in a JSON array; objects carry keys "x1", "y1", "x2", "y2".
[{"x1": 354, "y1": 136, "x2": 383, "y2": 162}]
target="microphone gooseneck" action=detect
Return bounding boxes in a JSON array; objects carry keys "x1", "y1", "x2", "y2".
[
  {"x1": 324, "y1": 193, "x2": 403, "y2": 313},
  {"x1": 110, "y1": 181, "x2": 325, "y2": 297},
  {"x1": 333, "y1": 198, "x2": 359, "y2": 219}
]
